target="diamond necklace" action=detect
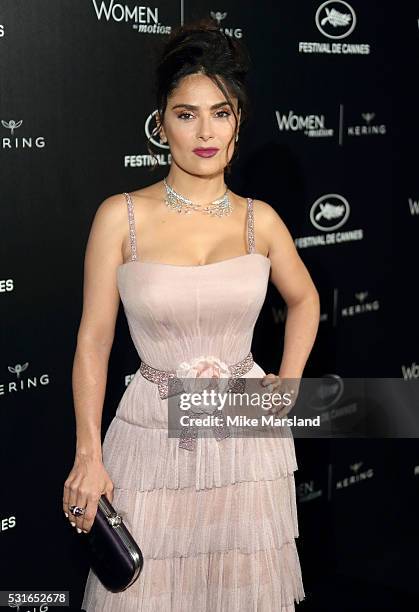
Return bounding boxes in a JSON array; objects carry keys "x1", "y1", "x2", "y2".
[{"x1": 163, "y1": 177, "x2": 232, "y2": 217}]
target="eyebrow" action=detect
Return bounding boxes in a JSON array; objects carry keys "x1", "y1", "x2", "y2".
[{"x1": 171, "y1": 101, "x2": 232, "y2": 111}]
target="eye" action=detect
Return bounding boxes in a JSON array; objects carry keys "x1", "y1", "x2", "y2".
[{"x1": 177, "y1": 109, "x2": 232, "y2": 120}]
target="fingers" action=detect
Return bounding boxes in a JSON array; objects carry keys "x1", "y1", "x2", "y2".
[
  {"x1": 63, "y1": 478, "x2": 71, "y2": 519},
  {"x1": 63, "y1": 475, "x2": 115, "y2": 535},
  {"x1": 63, "y1": 473, "x2": 87, "y2": 532},
  {"x1": 260, "y1": 373, "x2": 277, "y2": 393},
  {"x1": 275, "y1": 379, "x2": 300, "y2": 417},
  {"x1": 260, "y1": 374, "x2": 298, "y2": 415},
  {"x1": 80, "y1": 494, "x2": 100, "y2": 534},
  {"x1": 260, "y1": 374, "x2": 281, "y2": 412},
  {"x1": 67, "y1": 480, "x2": 80, "y2": 529},
  {"x1": 80, "y1": 482, "x2": 114, "y2": 534},
  {"x1": 74, "y1": 491, "x2": 89, "y2": 534},
  {"x1": 104, "y1": 483, "x2": 114, "y2": 505}
]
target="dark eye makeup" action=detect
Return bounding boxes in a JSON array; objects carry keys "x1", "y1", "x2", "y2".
[{"x1": 177, "y1": 109, "x2": 232, "y2": 120}]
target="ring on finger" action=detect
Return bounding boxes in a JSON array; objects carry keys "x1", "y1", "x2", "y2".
[{"x1": 69, "y1": 505, "x2": 86, "y2": 517}]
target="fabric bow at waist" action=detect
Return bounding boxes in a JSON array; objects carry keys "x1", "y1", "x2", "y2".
[{"x1": 139, "y1": 352, "x2": 254, "y2": 451}]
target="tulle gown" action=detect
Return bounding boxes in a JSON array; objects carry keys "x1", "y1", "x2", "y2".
[{"x1": 81, "y1": 192, "x2": 305, "y2": 611}]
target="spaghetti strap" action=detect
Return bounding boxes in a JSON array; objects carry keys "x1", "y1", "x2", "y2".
[
  {"x1": 123, "y1": 192, "x2": 138, "y2": 261},
  {"x1": 246, "y1": 197, "x2": 255, "y2": 254}
]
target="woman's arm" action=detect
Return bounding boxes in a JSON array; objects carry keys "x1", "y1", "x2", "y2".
[
  {"x1": 73, "y1": 195, "x2": 126, "y2": 458},
  {"x1": 256, "y1": 200, "x2": 320, "y2": 380},
  {"x1": 64, "y1": 193, "x2": 128, "y2": 533}
]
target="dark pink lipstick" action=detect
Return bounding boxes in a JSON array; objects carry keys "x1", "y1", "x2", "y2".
[{"x1": 193, "y1": 148, "x2": 219, "y2": 158}]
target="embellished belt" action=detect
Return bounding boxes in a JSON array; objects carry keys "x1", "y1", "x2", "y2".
[{"x1": 139, "y1": 351, "x2": 254, "y2": 451}]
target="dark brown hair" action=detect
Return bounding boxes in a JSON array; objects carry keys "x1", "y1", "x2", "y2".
[{"x1": 147, "y1": 17, "x2": 252, "y2": 174}]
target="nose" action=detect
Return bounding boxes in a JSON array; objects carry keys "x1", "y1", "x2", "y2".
[{"x1": 197, "y1": 113, "x2": 214, "y2": 142}]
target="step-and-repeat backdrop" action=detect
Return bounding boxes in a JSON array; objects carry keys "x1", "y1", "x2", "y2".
[{"x1": 1, "y1": 1, "x2": 418, "y2": 610}]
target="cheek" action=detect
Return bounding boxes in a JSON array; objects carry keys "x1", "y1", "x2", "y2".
[
  {"x1": 219, "y1": 123, "x2": 236, "y2": 141},
  {"x1": 165, "y1": 122, "x2": 192, "y2": 144},
  {"x1": 175, "y1": 133, "x2": 200, "y2": 154},
  {"x1": 167, "y1": 129, "x2": 189, "y2": 147}
]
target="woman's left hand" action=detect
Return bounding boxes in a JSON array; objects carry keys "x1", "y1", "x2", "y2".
[{"x1": 260, "y1": 374, "x2": 300, "y2": 416}]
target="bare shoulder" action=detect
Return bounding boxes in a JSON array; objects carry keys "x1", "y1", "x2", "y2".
[
  {"x1": 93, "y1": 192, "x2": 130, "y2": 226},
  {"x1": 251, "y1": 199, "x2": 294, "y2": 255},
  {"x1": 252, "y1": 198, "x2": 285, "y2": 225},
  {"x1": 84, "y1": 193, "x2": 131, "y2": 265},
  {"x1": 92, "y1": 181, "x2": 160, "y2": 230}
]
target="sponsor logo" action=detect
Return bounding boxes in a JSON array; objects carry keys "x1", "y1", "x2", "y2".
[
  {"x1": 1, "y1": 363, "x2": 50, "y2": 396},
  {"x1": 347, "y1": 112, "x2": 387, "y2": 137},
  {"x1": 299, "y1": 1, "x2": 370, "y2": 55},
  {"x1": 1, "y1": 119, "x2": 46, "y2": 150},
  {"x1": 295, "y1": 194, "x2": 364, "y2": 249},
  {"x1": 92, "y1": 0, "x2": 171, "y2": 34},
  {"x1": 209, "y1": 10, "x2": 243, "y2": 38},
  {"x1": 310, "y1": 194, "x2": 349, "y2": 231},
  {"x1": 315, "y1": 1, "x2": 356, "y2": 39},
  {"x1": 341, "y1": 291, "x2": 380, "y2": 317},
  {"x1": 336, "y1": 461, "x2": 374, "y2": 489},
  {"x1": 275, "y1": 109, "x2": 334, "y2": 138},
  {"x1": 1, "y1": 119, "x2": 22, "y2": 135},
  {"x1": 275, "y1": 105, "x2": 387, "y2": 145}
]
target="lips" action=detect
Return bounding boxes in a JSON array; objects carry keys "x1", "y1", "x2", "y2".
[{"x1": 193, "y1": 148, "x2": 219, "y2": 158}]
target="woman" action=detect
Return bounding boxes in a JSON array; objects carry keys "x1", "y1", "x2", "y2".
[{"x1": 64, "y1": 19, "x2": 319, "y2": 611}]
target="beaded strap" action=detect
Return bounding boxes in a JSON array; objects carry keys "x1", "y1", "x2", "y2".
[
  {"x1": 247, "y1": 197, "x2": 255, "y2": 254},
  {"x1": 123, "y1": 192, "x2": 138, "y2": 261}
]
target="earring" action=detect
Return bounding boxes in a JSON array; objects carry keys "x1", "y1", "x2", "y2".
[{"x1": 235, "y1": 133, "x2": 239, "y2": 142}]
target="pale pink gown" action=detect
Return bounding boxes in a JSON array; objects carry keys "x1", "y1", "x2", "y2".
[{"x1": 81, "y1": 193, "x2": 305, "y2": 611}]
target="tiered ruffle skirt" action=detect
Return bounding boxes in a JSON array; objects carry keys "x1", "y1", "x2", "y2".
[{"x1": 82, "y1": 375, "x2": 305, "y2": 611}]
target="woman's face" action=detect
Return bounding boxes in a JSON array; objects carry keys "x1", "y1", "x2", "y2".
[{"x1": 158, "y1": 72, "x2": 240, "y2": 175}]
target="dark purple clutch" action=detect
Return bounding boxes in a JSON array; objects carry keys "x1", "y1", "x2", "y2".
[{"x1": 87, "y1": 494, "x2": 144, "y2": 592}]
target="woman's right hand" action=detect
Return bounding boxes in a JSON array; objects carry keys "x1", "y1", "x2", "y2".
[{"x1": 63, "y1": 453, "x2": 114, "y2": 534}]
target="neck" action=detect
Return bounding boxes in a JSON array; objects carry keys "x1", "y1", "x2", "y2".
[{"x1": 163, "y1": 169, "x2": 227, "y2": 205}]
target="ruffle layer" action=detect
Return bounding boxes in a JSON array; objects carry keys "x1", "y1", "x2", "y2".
[
  {"x1": 110, "y1": 476, "x2": 299, "y2": 560},
  {"x1": 84, "y1": 411, "x2": 305, "y2": 610},
  {"x1": 82, "y1": 543, "x2": 305, "y2": 612},
  {"x1": 102, "y1": 415, "x2": 298, "y2": 492}
]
